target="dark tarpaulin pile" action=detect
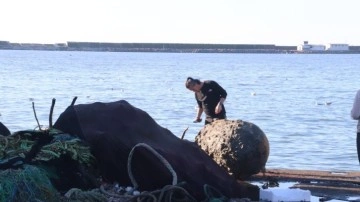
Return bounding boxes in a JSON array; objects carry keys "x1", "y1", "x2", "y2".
[{"x1": 53, "y1": 100, "x2": 259, "y2": 201}]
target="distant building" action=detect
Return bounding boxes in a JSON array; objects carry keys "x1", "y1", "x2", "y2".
[
  {"x1": 325, "y1": 43, "x2": 349, "y2": 51},
  {"x1": 297, "y1": 41, "x2": 325, "y2": 51},
  {"x1": 297, "y1": 41, "x2": 350, "y2": 52}
]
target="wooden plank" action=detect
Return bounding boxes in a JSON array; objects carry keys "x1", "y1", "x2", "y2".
[
  {"x1": 248, "y1": 169, "x2": 360, "y2": 201},
  {"x1": 251, "y1": 169, "x2": 360, "y2": 182}
]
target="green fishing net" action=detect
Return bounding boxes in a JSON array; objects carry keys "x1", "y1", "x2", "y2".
[
  {"x1": 0, "y1": 130, "x2": 98, "y2": 202},
  {"x1": 0, "y1": 165, "x2": 60, "y2": 202}
]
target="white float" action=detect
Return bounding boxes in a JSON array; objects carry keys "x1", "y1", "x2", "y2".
[{"x1": 260, "y1": 188, "x2": 311, "y2": 202}]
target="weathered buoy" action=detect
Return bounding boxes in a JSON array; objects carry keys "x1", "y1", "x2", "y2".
[{"x1": 195, "y1": 119, "x2": 269, "y2": 179}]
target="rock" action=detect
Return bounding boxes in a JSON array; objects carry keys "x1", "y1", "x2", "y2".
[
  {"x1": 53, "y1": 100, "x2": 259, "y2": 201},
  {"x1": 195, "y1": 119, "x2": 269, "y2": 179}
]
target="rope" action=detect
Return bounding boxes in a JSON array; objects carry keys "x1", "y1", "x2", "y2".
[
  {"x1": 127, "y1": 143, "x2": 177, "y2": 190},
  {"x1": 64, "y1": 187, "x2": 107, "y2": 201},
  {"x1": 99, "y1": 184, "x2": 132, "y2": 200},
  {"x1": 128, "y1": 184, "x2": 196, "y2": 202},
  {"x1": 94, "y1": 143, "x2": 195, "y2": 202},
  {"x1": 157, "y1": 184, "x2": 196, "y2": 202}
]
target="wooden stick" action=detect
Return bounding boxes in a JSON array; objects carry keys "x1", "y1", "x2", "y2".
[
  {"x1": 71, "y1": 96, "x2": 78, "y2": 106},
  {"x1": 181, "y1": 126, "x2": 189, "y2": 139},
  {"x1": 32, "y1": 102, "x2": 41, "y2": 130},
  {"x1": 49, "y1": 98, "x2": 56, "y2": 128}
]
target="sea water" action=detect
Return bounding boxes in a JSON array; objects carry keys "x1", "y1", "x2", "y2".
[{"x1": 1, "y1": 50, "x2": 360, "y2": 172}]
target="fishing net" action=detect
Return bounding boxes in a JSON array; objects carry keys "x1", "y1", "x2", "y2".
[
  {"x1": 0, "y1": 129, "x2": 95, "y2": 165},
  {"x1": 0, "y1": 129, "x2": 100, "y2": 201},
  {"x1": 0, "y1": 165, "x2": 60, "y2": 202}
]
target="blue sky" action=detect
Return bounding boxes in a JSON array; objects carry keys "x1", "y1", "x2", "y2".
[{"x1": 1, "y1": 0, "x2": 359, "y2": 45}]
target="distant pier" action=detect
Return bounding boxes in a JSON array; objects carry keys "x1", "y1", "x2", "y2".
[{"x1": 1, "y1": 40, "x2": 360, "y2": 53}]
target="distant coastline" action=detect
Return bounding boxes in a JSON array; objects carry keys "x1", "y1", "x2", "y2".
[{"x1": 1, "y1": 40, "x2": 360, "y2": 54}]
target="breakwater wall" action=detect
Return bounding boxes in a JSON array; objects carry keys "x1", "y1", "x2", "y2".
[
  {"x1": 66, "y1": 42, "x2": 295, "y2": 53},
  {"x1": 1, "y1": 40, "x2": 360, "y2": 53}
]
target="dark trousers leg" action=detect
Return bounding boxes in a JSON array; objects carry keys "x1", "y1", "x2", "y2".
[{"x1": 357, "y1": 133, "x2": 360, "y2": 164}]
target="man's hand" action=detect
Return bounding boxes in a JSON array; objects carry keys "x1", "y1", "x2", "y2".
[
  {"x1": 215, "y1": 103, "x2": 222, "y2": 114},
  {"x1": 193, "y1": 117, "x2": 202, "y2": 123}
]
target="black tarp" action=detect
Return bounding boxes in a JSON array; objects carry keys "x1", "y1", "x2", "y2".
[{"x1": 53, "y1": 100, "x2": 259, "y2": 201}]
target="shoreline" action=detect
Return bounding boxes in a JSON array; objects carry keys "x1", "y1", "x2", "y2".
[{"x1": 1, "y1": 41, "x2": 360, "y2": 54}]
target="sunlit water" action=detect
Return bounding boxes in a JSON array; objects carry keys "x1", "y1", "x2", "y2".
[{"x1": 1, "y1": 50, "x2": 360, "y2": 172}]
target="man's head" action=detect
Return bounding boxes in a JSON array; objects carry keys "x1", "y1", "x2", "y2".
[{"x1": 185, "y1": 77, "x2": 202, "y2": 92}]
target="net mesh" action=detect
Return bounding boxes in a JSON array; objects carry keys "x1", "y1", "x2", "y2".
[{"x1": 0, "y1": 165, "x2": 60, "y2": 202}]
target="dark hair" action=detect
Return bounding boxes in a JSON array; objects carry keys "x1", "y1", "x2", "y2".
[{"x1": 185, "y1": 77, "x2": 200, "y2": 88}]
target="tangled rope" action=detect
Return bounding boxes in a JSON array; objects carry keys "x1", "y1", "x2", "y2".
[
  {"x1": 64, "y1": 188, "x2": 107, "y2": 201},
  {"x1": 128, "y1": 184, "x2": 196, "y2": 202},
  {"x1": 99, "y1": 143, "x2": 196, "y2": 202},
  {"x1": 127, "y1": 143, "x2": 178, "y2": 190}
]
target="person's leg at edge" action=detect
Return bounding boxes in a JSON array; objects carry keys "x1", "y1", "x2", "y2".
[{"x1": 357, "y1": 132, "x2": 360, "y2": 164}]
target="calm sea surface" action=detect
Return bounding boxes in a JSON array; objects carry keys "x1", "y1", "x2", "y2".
[{"x1": 1, "y1": 50, "x2": 360, "y2": 172}]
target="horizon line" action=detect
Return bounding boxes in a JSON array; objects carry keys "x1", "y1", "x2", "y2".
[{"x1": 2, "y1": 40, "x2": 360, "y2": 47}]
